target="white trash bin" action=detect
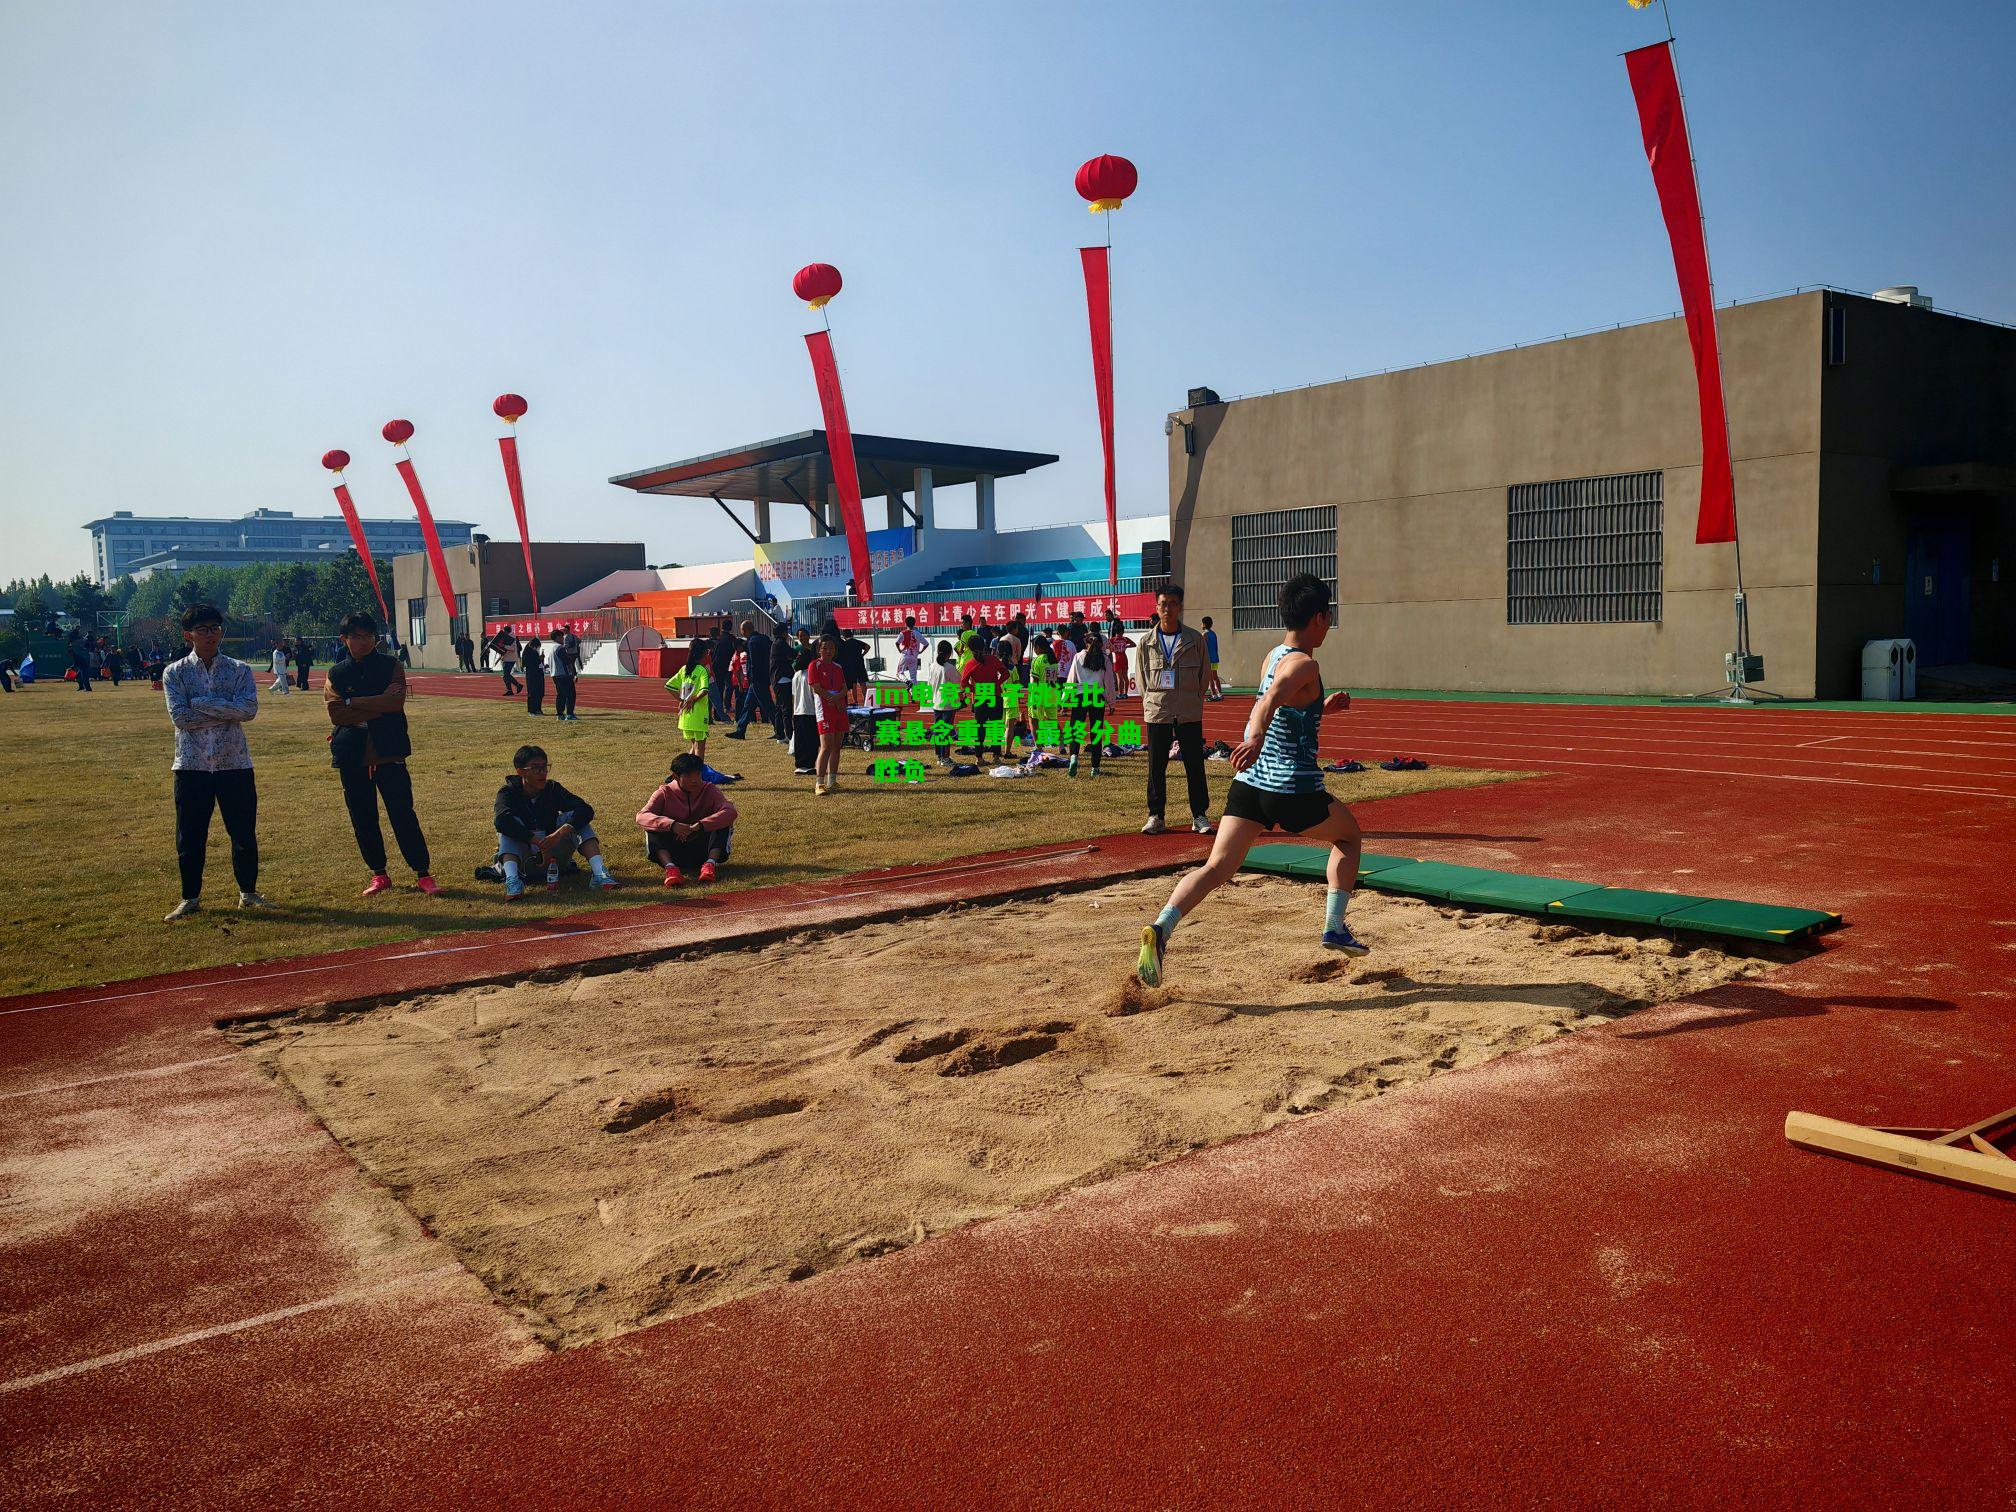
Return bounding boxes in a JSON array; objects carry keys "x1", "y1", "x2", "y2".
[{"x1": 1861, "y1": 638, "x2": 1912, "y2": 700}]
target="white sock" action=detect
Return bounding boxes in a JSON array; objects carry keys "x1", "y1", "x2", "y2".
[
  {"x1": 502, "y1": 858, "x2": 522, "y2": 886},
  {"x1": 589, "y1": 854, "x2": 610, "y2": 880}
]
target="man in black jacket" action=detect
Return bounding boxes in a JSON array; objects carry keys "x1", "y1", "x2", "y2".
[
  {"x1": 728, "y1": 619, "x2": 772, "y2": 739},
  {"x1": 708, "y1": 620, "x2": 736, "y2": 721},
  {"x1": 838, "y1": 625, "x2": 870, "y2": 706},
  {"x1": 293, "y1": 635, "x2": 314, "y2": 691},
  {"x1": 326, "y1": 612, "x2": 437, "y2": 897},
  {"x1": 491, "y1": 744, "x2": 618, "y2": 899}
]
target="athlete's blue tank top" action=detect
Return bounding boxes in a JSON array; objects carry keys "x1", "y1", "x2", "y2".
[{"x1": 1237, "y1": 644, "x2": 1325, "y2": 795}]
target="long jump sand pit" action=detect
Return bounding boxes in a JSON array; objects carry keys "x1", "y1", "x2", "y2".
[{"x1": 231, "y1": 874, "x2": 1786, "y2": 1347}]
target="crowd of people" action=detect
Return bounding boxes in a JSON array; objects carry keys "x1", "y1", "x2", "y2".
[{"x1": 140, "y1": 576, "x2": 1368, "y2": 965}]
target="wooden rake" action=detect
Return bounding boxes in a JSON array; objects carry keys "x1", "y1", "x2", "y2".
[{"x1": 1786, "y1": 1102, "x2": 2016, "y2": 1198}]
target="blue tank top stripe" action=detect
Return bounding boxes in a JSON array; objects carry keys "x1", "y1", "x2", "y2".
[{"x1": 1240, "y1": 644, "x2": 1325, "y2": 795}]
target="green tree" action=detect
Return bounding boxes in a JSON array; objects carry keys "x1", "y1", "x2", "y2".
[
  {"x1": 12, "y1": 583, "x2": 50, "y2": 621},
  {"x1": 105, "y1": 575, "x2": 138, "y2": 610},
  {"x1": 61, "y1": 573, "x2": 107, "y2": 622}
]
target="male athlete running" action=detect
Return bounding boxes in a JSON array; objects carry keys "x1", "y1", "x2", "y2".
[{"x1": 1138, "y1": 572, "x2": 1366, "y2": 985}]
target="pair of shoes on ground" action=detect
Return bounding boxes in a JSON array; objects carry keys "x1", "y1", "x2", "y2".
[
  {"x1": 661, "y1": 860, "x2": 718, "y2": 886},
  {"x1": 1380, "y1": 756, "x2": 1429, "y2": 771},
  {"x1": 361, "y1": 874, "x2": 439, "y2": 897},
  {"x1": 1140, "y1": 814, "x2": 1214, "y2": 836},
  {"x1": 1323, "y1": 758, "x2": 1366, "y2": 773},
  {"x1": 164, "y1": 890, "x2": 273, "y2": 922}
]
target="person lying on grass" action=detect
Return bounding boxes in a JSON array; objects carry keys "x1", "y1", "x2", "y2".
[
  {"x1": 635, "y1": 752, "x2": 738, "y2": 886},
  {"x1": 490, "y1": 744, "x2": 618, "y2": 900}
]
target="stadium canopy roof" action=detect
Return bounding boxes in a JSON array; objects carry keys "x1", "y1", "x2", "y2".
[{"x1": 609, "y1": 431, "x2": 1057, "y2": 541}]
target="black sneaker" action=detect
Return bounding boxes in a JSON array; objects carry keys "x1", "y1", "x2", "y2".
[{"x1": 473, "y1": 863, "x2": 504, "y2": 883}]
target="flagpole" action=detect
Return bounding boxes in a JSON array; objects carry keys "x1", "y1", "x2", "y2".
[{"x1": 1657, "y1": 8, "x2": 1770, "y2": 702}]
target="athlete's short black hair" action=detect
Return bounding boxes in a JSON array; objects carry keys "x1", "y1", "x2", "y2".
[
  {"x1": 1278, "y1": 572, "x2": 1331, "y2": 630},
  {"x1": 339, "y1": 612, "x2": 378, "y2": 637}
]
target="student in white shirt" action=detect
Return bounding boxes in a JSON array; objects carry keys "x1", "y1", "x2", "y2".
[
  {"x1": 789, "y1": 648, "x2": 819, "y2": 775},
  {"x1": 268, "y1": 640, "x2": 292, "y2": 694}
]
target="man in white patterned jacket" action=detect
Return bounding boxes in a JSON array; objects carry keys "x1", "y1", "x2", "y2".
[{"x1": 162, "y1": 603, "x2": 270, "y2": 921}]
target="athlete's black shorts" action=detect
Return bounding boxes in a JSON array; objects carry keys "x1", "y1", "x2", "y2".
[{"x1": 1224, "y1": 779, "x2": 1334, "y2": 834}]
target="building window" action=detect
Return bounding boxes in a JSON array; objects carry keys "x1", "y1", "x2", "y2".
[
  {"x1": 1230, "y1": 506, "x2": 1338, "y2": 630},
  {"x1": 452, "y1": 593, "x2": 469, "y2": 640},
  {"x1": 407, "y1": 597, "x2": 427, "y2": 648},
  {"x1": 488, "y1": 596, "x2": 511, "y2": 616},
  {"x1": 1507, "y1": 471, "x2": 1663, "y2": 625}
]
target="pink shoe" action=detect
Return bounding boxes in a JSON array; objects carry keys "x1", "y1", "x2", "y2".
[
  {"x1": 361, "y1": 874, "x2": 391, "y2": 897},
  {"x1": 415, "y1": 875, "x2": 440, "y2": 895},
  {"x1": 662, "y1": 865, "x2": 686, "y2": 887},
  {"x1": 698, "y1": 860, "x2": 718, "y2": 883}
]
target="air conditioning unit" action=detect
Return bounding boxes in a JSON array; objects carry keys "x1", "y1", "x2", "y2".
[
  {"x1": 1186, "y1": 386, "x2": 1222, "y2": 408},
  {"x1": 1872, "y1": 286, "x2": 1932, "y2": 309}
]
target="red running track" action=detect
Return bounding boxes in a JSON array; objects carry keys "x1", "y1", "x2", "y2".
[{"x1": 5, "y1": 687, "x2": 2016, "y2": 1506}]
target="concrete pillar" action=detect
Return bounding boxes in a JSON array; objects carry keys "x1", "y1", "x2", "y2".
[
  {"x1": 914, "y1": 467, "x2": 935, "y2": 530},
  {"x1": 885, "y1": 493, "x2": 904, "y2": 530},
  {"x1": 975, "y1": 473, "x2": 996, "y2": 533},
  {"x1": 753, "y1": 496, "x2": 772, "y2": 543}
]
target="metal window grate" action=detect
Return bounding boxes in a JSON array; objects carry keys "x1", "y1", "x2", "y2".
[
  {"x1": 1507, "y1": 472, "x2": 1663, "y2": 625},
  {"x1": 1230, "y1": 506, "x2": 1338, "y2": 630}
]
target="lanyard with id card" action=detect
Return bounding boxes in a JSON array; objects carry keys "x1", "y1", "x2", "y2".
[{"x1": 1156, "y1": 631, "x2": 1180, "y2": 690}]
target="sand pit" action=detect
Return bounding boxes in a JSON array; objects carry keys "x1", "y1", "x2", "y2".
[{"x1": 231, "y1": 874, "x2": 1781, "y2": 1346}]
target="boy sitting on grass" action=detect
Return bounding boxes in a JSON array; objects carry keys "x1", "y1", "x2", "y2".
[
  {"x1": 635, "y1": 752, "x2": 738, "y2": 886},
  {"x1": 490, "y1": 744, "x2": 618, "y2": 900}
]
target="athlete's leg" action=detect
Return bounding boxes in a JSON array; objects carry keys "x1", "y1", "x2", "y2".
[
  {"x1": 1298, "y1": 797, "x2": 1368, "y2": 954},
  {"x1": 1138, "y1": 814, "x2": 1265, "y2": 984}
]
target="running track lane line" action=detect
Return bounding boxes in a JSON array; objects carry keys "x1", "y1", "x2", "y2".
[
  {"x1": 0, "y1": 1265, "x2": 464, "y2": 1398},
  {"x1": 1326, "y1": 742, "x2": 2016, "y2": 800},
  {"x1": 0, "y1": 1053, "x2": 240, "y2": 1102},
  {"x1": 0, "y1": 846, "x2": 1103, "y2": 1019}
]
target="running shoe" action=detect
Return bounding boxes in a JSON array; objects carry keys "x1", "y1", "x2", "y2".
[
  {"x1": 663, "y1": 865, "x2": 686, "y2": 887},
  {"x1": 163, "y1": 898, "x2": 201, "y2": 922},
  {"x1": 794, "y1": 767, "x2": 815, "y2": 776},
  {"x1": 415, "y1": 875, "x2": 440, "y2": 895},
  {"x1": 589, "y1": 872, "x2": 619, "y2": 890},
  {"x1": 1141, "y1": 815, "x2": 1166, "y2": 835},
  {"x1": 238, "y1": 891, "x2": 273, "y2": 910},
  {"x1": 362, "y1": 874, "x2": 392, "y2": 897},
  {"x1": 698, "y1": 860, "x2": 718, "y2": 883},
  {"x1": 1068, "y1": 753, "x2": 1079, "y2": 777},
  {"x1": 1137, "y1": 924, "x2": 1165, "y2": 987},
  {"x1": 1321, "y1": 923, "x2": 1370, "y2": 958},
  {"x1": 505, "y1": 875, "x2": 526, "y2": 901},
  {"x1": 1191, "y1": 815, "x2": 1215, "y2": 835}
]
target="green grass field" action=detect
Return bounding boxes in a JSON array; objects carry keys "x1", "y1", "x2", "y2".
[{"x1": 0, "y1": 678, "x2": 1519, "y2": 996}]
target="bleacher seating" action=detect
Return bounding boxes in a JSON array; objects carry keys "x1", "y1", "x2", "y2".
[{"x1": 909, "y1": 554, "x2": 1146, "y2": 602}]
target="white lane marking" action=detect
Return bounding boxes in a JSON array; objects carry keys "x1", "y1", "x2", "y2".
[
  {"x1": 1798, "y1": 735, "x2": 1849, "y2": 748},
  {"x1": 0, "y1": 847, "x2": 1103, "y2": 1019},
  {"x1": 0, "y1": 1054, "x2": 240, "y2": 1102},
  {"x1": 0, "y1": 1265, "x2": 463, "y2": 1397}
]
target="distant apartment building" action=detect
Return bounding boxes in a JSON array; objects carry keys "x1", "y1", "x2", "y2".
[{"x1": 84, "y1": 508, "x2": 477, "y2": 583}]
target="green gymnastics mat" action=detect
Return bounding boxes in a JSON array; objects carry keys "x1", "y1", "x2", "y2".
[
  {"x1": 1239, "y1": 850, "x2": 1842, "y2": 947},
  {"x1": 1544, "y1": 888, "x2": 1711, "y2": 926},
  {"x1": 1363, "y1": 860, "x2": 1506, "y2": 900},
  {"x1": 1445, "y1": 873, "x2": 1609, "y2": 914},
  {"x1": 1246, "y1": 846, "x2": 1414, "y2": 881},
  {"x1": 1654, "y1": 898, "x2": 1842, "y2": 943}
]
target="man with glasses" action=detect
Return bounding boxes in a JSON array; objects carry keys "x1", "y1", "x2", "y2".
[
  {"x1": 1133, "y1": 584, "x2": 1215, "y2": 836},
  {"x1": 162, "y1": 603, "x2": 269, "y2": 920}
]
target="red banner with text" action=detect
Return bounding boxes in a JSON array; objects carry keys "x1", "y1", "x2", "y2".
[
  {"x1": 1080, "y1": 245, "x2": 1120, "y2": 582},
  {"x1": 803, "y1": 330, "x2": 875, "y2": 599},
  {"x1": 1626, "y1": 41, "x2": 1736, "y2": 545},
  {"x1": 482, "y1": 613, "x2": 610, "y2": 641},
  {"x1": 835, "y1": 591, "x2": 1156, "y2": 631},
  {"x1": 393, "y1": 458, "x2": 463, "y2": 614},
  {"x1": 329, "y1": 482, "x2": 391, "y2": 627},
  {"x1": 497, "y1": 434, "x2": 541, "y2": 612}
]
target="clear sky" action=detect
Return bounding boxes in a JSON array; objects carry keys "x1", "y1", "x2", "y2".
[{"x1": 3, "y1": 0, "x2": 2009, "y2": 582}]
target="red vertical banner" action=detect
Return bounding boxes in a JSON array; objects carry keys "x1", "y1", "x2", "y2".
[
  {"x1": 1080, "y1": 245, "x2": 1119, "y2": 583},
  {"x1": 1626, "y1": 41, "x2": 1737, "y2": 545},
  {"x1": 803, "y1": 329, "x2": 874, "y2": 600},
  {"x1": 497, "y1": 435, "x2": 541, "y2": 612},
  {"x1": 393, "y1": 458, "x2": 462, "y2": 622},
  {"x1": 330, "y1": 482, "x2": 391, "y2": 626}
]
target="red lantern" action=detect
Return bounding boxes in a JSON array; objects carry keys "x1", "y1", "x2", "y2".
[
  {"x1": 494, "y1": 393, "x2": 528, "y2": 423},
  {"x1": 382, "y1": 418, "x2": 415, "y2": 445},
  {"x1": 1075, "y1": 154, "x2": 1138, "y2": 212},
  {"x1": 320, "y1": 449, "x2": 350, "y2": 472},
  {"x1": 793, "y1": 263, "x2": 843, "y2": 310}
]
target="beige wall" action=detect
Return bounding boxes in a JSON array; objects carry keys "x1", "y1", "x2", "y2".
[
  {"x1": 393, "y1": 542, "x2": 645, "y2": 669},
  {"x1": 1170, "y1": 294, "x2": 1828, "y2": 696}
]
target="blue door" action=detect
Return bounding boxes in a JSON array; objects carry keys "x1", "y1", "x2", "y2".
[{"x1": 1904, "y1": 522, "x2": 1972, "y2": 666}]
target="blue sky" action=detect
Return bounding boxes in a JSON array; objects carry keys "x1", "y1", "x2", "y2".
[{"x1": 3, "y1": 0, "x2": 2010, "y2": 581}]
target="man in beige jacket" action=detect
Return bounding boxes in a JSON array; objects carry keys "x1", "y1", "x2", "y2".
[{"x1": 1134, "y1": 583, "x2": 1215, "y2": 836}]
